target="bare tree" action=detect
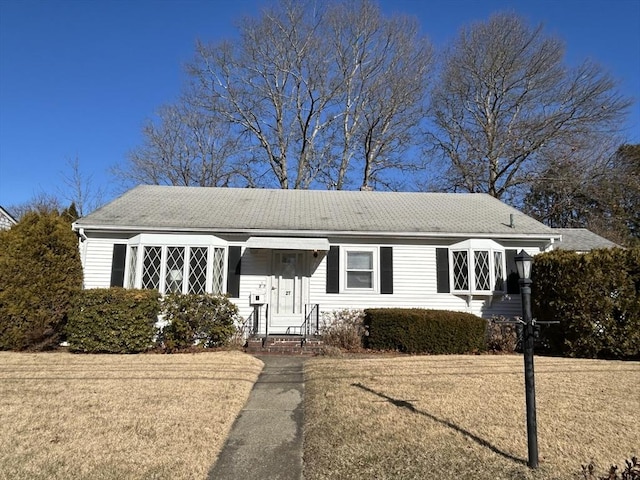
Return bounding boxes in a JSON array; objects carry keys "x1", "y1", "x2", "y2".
[
  {"x1": 427, "y1": 13, "x2": 631, "y2": 203},
  {"x1": 182, "y1": 0, "x2": 432, "y2": 190},
  {"x1": 8, "y1": 157, "x2": 104, "y2": 220},
  {"x1": 59, "y1": 156, "x2": 105, "y2": 217},
  {"x1": 114, "y1": 102, "x2": 243, "y2": 189},
  {"x1": 189, "y1": 0, "x2": 335, "y2": 189},
  {"x1": 324, "y1": 0, "x2": 432, "y2": 189},
  {"x1": 525, "y1": 141, "x2": 640, "y2": 246},
  {"x1": 7, "y1": 192, "x2": 63, "y2": 221}
]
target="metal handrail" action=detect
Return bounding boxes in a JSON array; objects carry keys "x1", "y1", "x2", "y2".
[
  {"x1": 238, "y1": 309, "x2": 256, "y2": 341},
  {"x1": 302, "y1": 303, "x2": 319, "y2": 339},
  {"x1": 280, "y1": 304, "x2": 320, "y2": 338}
]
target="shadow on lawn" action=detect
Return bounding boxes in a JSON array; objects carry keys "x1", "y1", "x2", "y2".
[{"x1": 352, "y1": 382, "x2": 527, "y2": 466}]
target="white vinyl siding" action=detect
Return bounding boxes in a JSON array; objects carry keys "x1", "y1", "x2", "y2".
[
  {"x1": 79, "y1": 230, "x2": 546, "y2": 323},
  {"x1": 310, "y1": 241, "x2": 530, "y2": 319},
  {"x1": 81, "y1": 239, "x2": 120, "y2": 289}
]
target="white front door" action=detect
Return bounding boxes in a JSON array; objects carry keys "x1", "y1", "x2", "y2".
[{"x1": 270, "y1": 251, "x2": 306, "y2": 331}]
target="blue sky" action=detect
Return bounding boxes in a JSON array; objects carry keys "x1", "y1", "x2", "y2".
[{"x1": 1, "y1": 0, "x2": 639, "y2": 210}]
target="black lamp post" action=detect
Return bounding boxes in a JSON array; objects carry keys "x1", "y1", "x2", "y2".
[{"x1": 515, "y1": 250, "x2": 539, "y2": 469}]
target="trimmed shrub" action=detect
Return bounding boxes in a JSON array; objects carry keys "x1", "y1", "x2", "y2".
[
  {"x1": 159, "y1": 293, "x2": 238, "y2": 351},
  {"x1": 532, "y1": 248, "x2": 640, "y2": 359},
  {"x1": 582, "y1": 456, "x2": 640, "y2": 480},
  {"x1": 0, "y1": 211, "x2": 83, "y2": 350},
  {"x1": 66, "y1": 288, "x2": 160, "y2": 353},
  {"x1": 319, "y1": 309, "x2": 365, "y2": 351},
  {"x1": 363, "y1": 308, "x2": 487, "y2": 354},
  {"x1": 486, "y1": 316, "x2": 520, "y2": 353}
]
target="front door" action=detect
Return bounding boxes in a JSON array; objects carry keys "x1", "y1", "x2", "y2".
[{"x1": 270, "y1": 251, "x2": 306, "y2": 331}]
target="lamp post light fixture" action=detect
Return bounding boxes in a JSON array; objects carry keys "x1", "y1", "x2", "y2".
[{"x1": 514, "y1": 249, "x2": 539, "y2": 469}]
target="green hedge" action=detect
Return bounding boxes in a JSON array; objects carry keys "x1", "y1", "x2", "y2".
[
  {"x1": 0, "y1": 211, "x2": 83, "y2": 351},
  {"x1": 66, "y1": 288, "x2": 160, "y2": 353},
  {"x1": 158, "y1": 293, "x2": 238, "y2": 351},
  {"x1": 532, "y1": 248, "x2": 640, "y2": 359},
  {"x1": 363, "y1": 308, "x2": 487, "y2": 354}
]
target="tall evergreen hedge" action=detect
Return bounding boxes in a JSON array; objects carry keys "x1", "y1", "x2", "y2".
[
  {"x1": 532, "y1": 248, "x2": 640, "y2": 359},
  {"x1": 0, "y1": 211, "x2": 83, "y2": 350}
]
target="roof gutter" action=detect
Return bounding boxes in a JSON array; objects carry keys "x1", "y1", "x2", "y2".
[{"x1": 74, "y1": 223, "x2": 562, "y2": 242}]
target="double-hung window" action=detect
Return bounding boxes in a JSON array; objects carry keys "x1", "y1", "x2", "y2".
[
  {"x1": 343, "y1": 247, "x2": 377, "y2": 291},
  {"x1": 346, "y1": 250, "x2": 374, "y2": 289},
  {"x1": 450, "y1": 240, "x2": 506, "y2": 295}
]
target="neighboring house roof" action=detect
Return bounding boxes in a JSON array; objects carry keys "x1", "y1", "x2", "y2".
[
  {"x1": 74, "y1": 185, "x2": 558, "y2": 240},
  {"x1": 553, "y1": 228, "x2": 619, "y2": 251},
  {"x1": 0, "y1": 206, "x2": 17, "y2": 230}
]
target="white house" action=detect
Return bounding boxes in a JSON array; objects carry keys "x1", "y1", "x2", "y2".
[
  {"x1": 72, "y1": 185, "x2": 561, "y2": 335},
  {"x1": 0, "y1": 206, "x2": 17, "y2": 230}
]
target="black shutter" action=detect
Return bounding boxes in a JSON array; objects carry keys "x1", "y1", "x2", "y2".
[
  {"x1": 326, "y1": 246, "x2": 339, "y2": 293},
  {"x1": 226, "y1": 246, "x2": 242, "y2": 298},
  {"x1": 505, "y1": 249, "x2": 520, "y2": 294},
  {"x1": 110, "y1": 244, "x2": 127, "y2": 287},
  {"x1": 436, "y1": 248, "x2": 450, "y2": 293},
  {"x1": 380, "y1": 247, "x2": 393, "y2": 294}
]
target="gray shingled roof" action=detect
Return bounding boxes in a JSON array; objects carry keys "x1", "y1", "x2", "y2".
[
  {"x1": 75, "y1": 185, "x2": 557, "y2": 237},
  {"x1": 553, "y1": 228, "x2": 619, "y2": 251}
]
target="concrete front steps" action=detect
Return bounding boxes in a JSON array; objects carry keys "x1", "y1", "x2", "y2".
[{"x1": 245, "y1": 335, "x2": 324, "y2": 355}]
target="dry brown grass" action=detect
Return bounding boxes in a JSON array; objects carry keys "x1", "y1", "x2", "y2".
[
  {"x1": 0, "y1": 351, "x2": 263, "y2": 480},
  {"x1": 304, "y1": 355, "x2": 639, "y2": 480}
]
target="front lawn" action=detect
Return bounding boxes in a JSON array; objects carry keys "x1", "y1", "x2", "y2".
[
  {"x1": 0, "y1": 351, "x2": 263, "y2": 480},
  {"x1": 304, "y1": 355, "x2": 639, "y2": 480}
]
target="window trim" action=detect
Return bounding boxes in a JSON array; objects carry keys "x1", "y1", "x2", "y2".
[
  {"x1": 342, "y1": 246, "x2": 378, "y2": 292},
  {"x1": 449, "y1": 240, "x2": 506, "y2": 295}
]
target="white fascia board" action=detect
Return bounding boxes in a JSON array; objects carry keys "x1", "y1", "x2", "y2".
[{"x1": 75, "y1": 224, "x2": 560, "y2": 242}]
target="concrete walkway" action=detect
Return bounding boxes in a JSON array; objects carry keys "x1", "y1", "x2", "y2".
[{"x1": 208, "y1": 356, "x2": 306, "y2": 480}]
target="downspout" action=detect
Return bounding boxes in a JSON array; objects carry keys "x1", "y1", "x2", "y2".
[{"x1": 77, "y1": 228, "x2": 89, "y2": 284}]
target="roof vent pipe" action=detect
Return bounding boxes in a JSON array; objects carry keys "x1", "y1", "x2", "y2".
[{"x1": 510, "y1": 214, "x2": 515, "y2": 228}]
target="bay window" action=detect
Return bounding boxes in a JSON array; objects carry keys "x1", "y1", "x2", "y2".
[
  {"x1": 125, "y1": 234, "x2": 227, "y2": 295},
  {"x1": 450, "y1": 240, "x2": 506, "y2": 295}
]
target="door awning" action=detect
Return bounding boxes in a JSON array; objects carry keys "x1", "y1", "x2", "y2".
[{"x1": 245, "y1": 236, "x2": 330, "y2": 251}]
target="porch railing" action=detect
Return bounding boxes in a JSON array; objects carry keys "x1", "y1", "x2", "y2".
[
  {"x1": 238, "y1": 309, "x2": 255, "y2": 341},
  {"x1": 238, "y1": 305, "x2": 264, "y2": 341},
  {"x1": 285, "y1": 304, "x2": 320, "y2": 339}
]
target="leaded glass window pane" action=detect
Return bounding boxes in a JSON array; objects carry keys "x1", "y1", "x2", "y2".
[
  {"x1": 165, "y1": 247, "x2": 185, "y2": 293},
  {"x1": 452, "y1": 250, "x2": 469, "y2": 291},
  {"x1": 494, "y1": 251, "x2": 504, "y2": 291},
  {"x1": 474, "y1": 250, "x2": 490, "y2": 291},
  {"x1": 211, "y1": 247, "x2": 225, "y2": 294},
  {"x1": 127, "y1": 246, "x2": 138, "y2": 288},
  {"x1": 142, "y1": 246, "x2": 162, "y2": 290},
  {"x1": 189, "y1": 247, "x2": 208, "y2": 294}
]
